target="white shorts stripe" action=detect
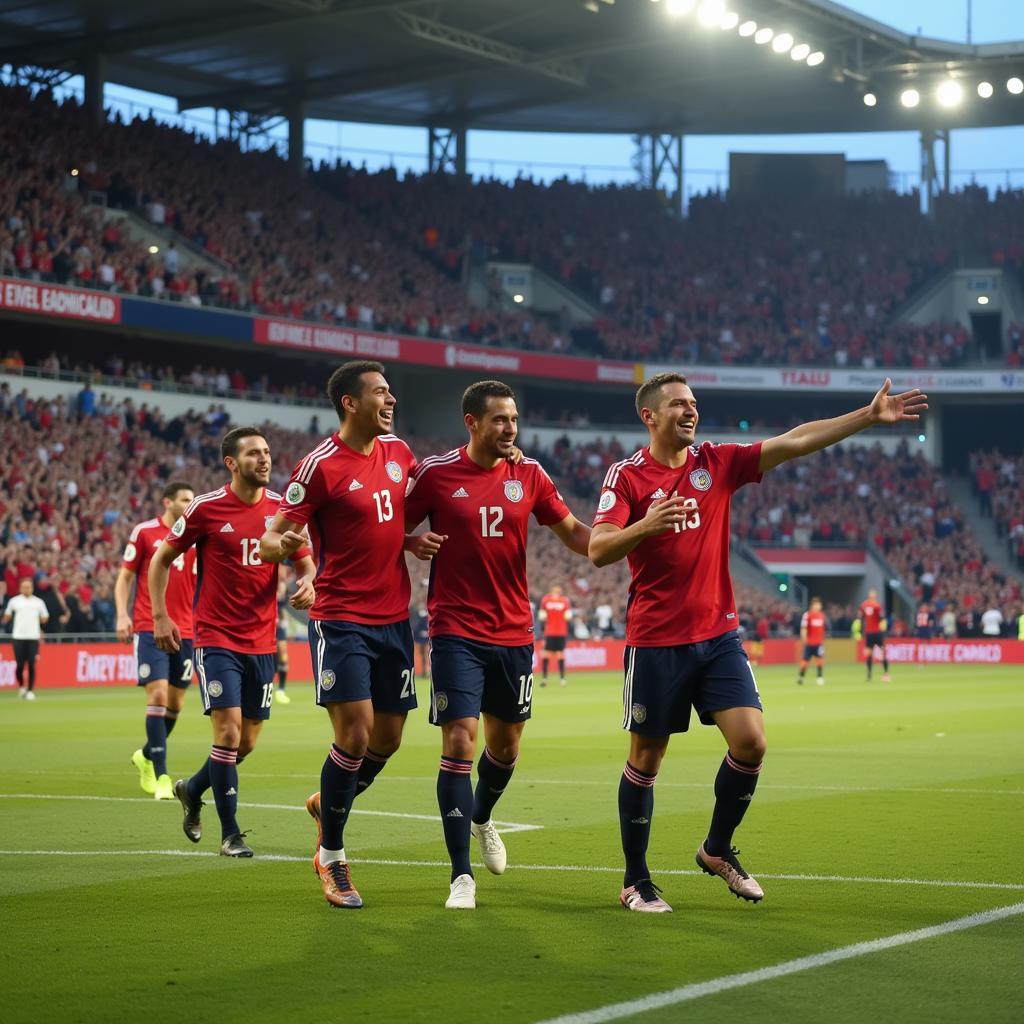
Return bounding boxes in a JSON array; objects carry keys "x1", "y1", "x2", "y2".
[{"x1": 313, "y1": 621, "x2": 326, "y2": 701}]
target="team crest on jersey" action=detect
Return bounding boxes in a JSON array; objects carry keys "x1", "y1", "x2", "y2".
[
  {"x1": 264, "y1": 516, "x2": 276, "y2": 531},
  {"x1": 171, "y1": 516, "x2": 186, "y2": 537},
  {"x1": 320, "y1": 669, "x2": 336, "y2": 691},
  {"x1": 504, "y1": 480, "x2": 524, "y2": 503},
  {"x1": 385, "y1": 461, "x2": 403, "y2": 483},
  {"x1": 207, "y1": 680, "x2": 223, "y2": 698},
  {"x1": 285, "y1": 482, "x2": 305, "y2": 505},
  {"x1": 434, "y1": 691, "x2": 449, "y2": 712},
  {"x1": 123, "y1": 543, "x2": 136, "y2": 562},
  {"x1": 598, "y1": 490, "x2": 616, "y2": 513},
  {"x1": 631, "y1": 703, "x2": 647, "y2": 724},
  {"x1": 138, "y1": 663, "x2": 150, "y2": 680},
  {"x1": 689, "y1": 469, "x2": 713, "y2": 491}
]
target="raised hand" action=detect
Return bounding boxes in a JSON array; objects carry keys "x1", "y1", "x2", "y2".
[{"x1": 870, "y1": 378, "x2": 929, "y2": 424}]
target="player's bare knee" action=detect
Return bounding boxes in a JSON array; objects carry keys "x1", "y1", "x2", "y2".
[
  {"x1": 734, "y1": 734, "x2": 767, "y2": 763},
  {"x1": 214, "y1": 721, "x2": 242, "y2": 748},
  {"x1": 442, "y1": 721, "x2": 476, "y2": 760}
]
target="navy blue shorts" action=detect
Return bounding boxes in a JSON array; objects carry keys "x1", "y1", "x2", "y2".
[
  {"x1": 623, "y1": 630, "x2": 762, "y2": 736},
  {"x1": 309, "y1": 619, "x2": 417, "y2": 712},
  {"x1": 195, "y1": 646, "x2": 276, "y2": 720},
  {"x1": 135, "y1": 632, "x2": 194, "y2": 689},
  {"x1": 542, "y1": 635, "x2": 567, "y2": 653},
  {"x1": 802, "y1": 643, "x2": 825, "y2": 661},
  {"x1": 429, "y1": 635, "x2": 534, "y2": 726},
  {"x1": 865, "y1": 632, "x2": 886, "y2": 648}
]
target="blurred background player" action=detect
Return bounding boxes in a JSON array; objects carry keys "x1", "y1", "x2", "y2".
[
  {"x1": 916, "y1": 603, "x2": 937, "y2": 639},
  {"x1": 115, "y1": 481, "x2": 196, "y2": 799},
  {"x1": 797, "y1": 597, "x2": 828, "y2": 687},
  {"x1": 274, "y1": 578, "x2": 291, "y2": 705},
  {"x1": 538, "y1": 585, "x2": 572, "y2": 687},
  {"x1": 263, "y1": 362, "x2": 440, "y2": 908},
  {"x1": 857, "y1": 588, "x2": 890, "y2": 683},
  {"x1": 2, "y1": 578, "x2": 49, "y2": 700},
  {"x1": 590, "y1": 373, "x2": 927, "y2": 912},
  {"x1": 152, "y1": 428, "x2": 315, "y2": 858},
  {"x1": 405, "y1": 380, "x2": 591, "y2": 909}
]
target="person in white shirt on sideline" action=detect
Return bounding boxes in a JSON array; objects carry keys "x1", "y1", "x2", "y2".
[{"x1": 3, "y1": 578, "x2": 50, "y2": 700}]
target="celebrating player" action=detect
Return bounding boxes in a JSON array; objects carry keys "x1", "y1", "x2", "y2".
[
  {"x1": 115, "y1": 481, "x2": 196, "y2": 799},
  {"x1": 261, "y1": 361, "x2": 442, "y2": 909},
  {"x1": 151, "y1": 427, "x2": 315, "y2": 858},
  {"x1": 538, "y1": 585, "x2": 572, "y2": 688},
  {"x1": 857, "y1": 588, "x2": 890, "y2": 682},
  {"x1": 797, "y1": 597, "x2": 828, "y2": 686},
  {"x1": 405, "y1": 380, "x2": 591, "y2": 909},
  {"x1": 590, "y1": 373, "x2": 927, "y2": 912}
]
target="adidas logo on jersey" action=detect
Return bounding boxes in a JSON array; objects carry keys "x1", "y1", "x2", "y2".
[
  {"x1": 451, "y1": 487, "x2": 469, "y2": 498},
  {"x1": 348, "y1": 479, "x2": 363, "y2": 491},
  {"x1": 651, "y1": 488, "x2": 668, "y2": 499},
  {"x1": 219, "y1": 523, "x2": 234, "y2": 533},
  {"x1": 225, "y1": 787, "x2": 237, "y2": 796},
  {"x1": 445, "y1": 808, "x2": 464, "y2": 818}
]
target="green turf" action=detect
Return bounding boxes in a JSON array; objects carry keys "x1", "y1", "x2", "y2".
[{"x1": 1, "y1": 664, "x2": 1022, "y2": 1023}]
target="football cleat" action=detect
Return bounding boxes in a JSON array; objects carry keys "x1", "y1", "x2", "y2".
[
  {"x1": 154, "y1": 774, "x2": 174, "y2": 801},
  {"x1": 132, "y1": 748, "x2": 157, "y2": 795},
  {"x1": 471, "y1": 819, "x2": 507, "y2": 875},
  {"x1": 220, "y1": 832, "x2": 254, "y2": 858},
  {"x1": 620, "y1": 879, "x2": 673, "y2": 913},
  {"x1": 318, "y1": 858, "x2": 363, "y2": 908},
  {"x1": 173, "y1": 779, "x2": 203, "y2": 843},
  {"x1": 882, "y1": 673, "x2": 891, "y2": 683},
  {"x1": 305, "y1": 791, "x2": 323, "y2": 873},
  {"x1": 274, "y1": 688, "x2": 291, "y2": 705},
  {"x1": 816, "y1": 676, "x2": 825, "y2": 686},
  {"x1": 445, "y1": 873, "x2": 477, "y2": 909},
  {"x1": 696, "y1": 843, "x2": 764, "y2": 902},
  {"x1": 24, "y1": 690, "x2": 36, "y2": 701}
]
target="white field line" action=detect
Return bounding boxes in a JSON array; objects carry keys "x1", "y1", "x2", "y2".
[
  {"x1": 530, "y1": 902, "x2": 1024, "y2": 1024},
  {"x1": 0, "y1": 792, "x2": 541, "y2": 834},
  {"x1": 0, "y1": 846, "x2": 1021, "y2": 892}
]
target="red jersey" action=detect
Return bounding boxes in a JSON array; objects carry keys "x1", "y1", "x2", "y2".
[
  {"x1": 859, "y1": 599, "x2": 883, "y2": 633},
  {"x1": 593, "y1": 442, "x2": 762, "y2": 647},
  {"x1": 123, "y1": 517, "x2": 196, "y2": 637},
  {"x1": 540, "y1": 593, "x2": 571, "y2": 637},
  {"x1": 280, "y1": 433, "x2": 417, "y2": 625},
  {"x1": 405, "y1": 448, "x2": 569, "y2": 645},
  {"x1": 166, "y1": 485, "x2": 309, "y2": 654},
  {"x1": 801, "y1": 611, "x2": 827, "y2": 645}
]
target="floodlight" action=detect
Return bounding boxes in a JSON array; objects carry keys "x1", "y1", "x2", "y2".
[
  {"x1": 863, "y1": 92, "x2": 877, "y2": 107},
  {"x1": 754, "y1": 27, "x2": 773, "y2": 44},
  {"x1": 977, "y1": 295, "x2": 990, "y2": 305},
  {"x1": 719, "y1": 11, "x2": 739, "y2": 30},
  {"x1": 977, "y1": 81, "x2": 993, "y2": 98},
  {"x1": 697, "y1": 0, "x2": 725, "y2": 27},
  {"x1": 665, "y1": 0, "x2": 696, "y2": 16},
  {"x1": 1008, "y1": 77, "x2": 1024, "y2": 95},
  {"x1": 772, "y1": 32, "x2": 794, "y2": 53},
  {"x1": 513, "y1": 294, "x2": 525, "y2": 304},
  {"x1": 148, "y1": 245, "x2": 160, "y2": 254},
  {"x1": 806, "y1": 50, "x2": 825, "y2": 66},
  {"x1": 790, "y1": 43, "x2": 810, "y2": 61},
  {"x1": 936, "y1": 80, "x2": 963, "y2": 108},
  {"x1": 900, "y1": 88, "x2": 920, "y2": 108},
  {"x1": 738, "y1": 19, "x2": 757, "y2": 36}
]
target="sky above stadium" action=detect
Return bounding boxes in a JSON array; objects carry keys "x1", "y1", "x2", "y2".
[{"x1": 88, "y1": 0, "x2": 1024, "y2": 194}]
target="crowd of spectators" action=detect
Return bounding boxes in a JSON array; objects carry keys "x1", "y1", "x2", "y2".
[
  {"x1": 971, "y1": 449, "x2": 1024, "y2": 571},
  {"x1": 4, "y1": 84, "x2": 1024, "y2": 369}
]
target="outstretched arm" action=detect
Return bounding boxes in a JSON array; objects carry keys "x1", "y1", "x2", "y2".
[
  {"x1": 548, "y1": 514, "x2": 591, "y2": 557},
  {"x1": 759, "y1": 379, "x2": 928, "y2": 474}
]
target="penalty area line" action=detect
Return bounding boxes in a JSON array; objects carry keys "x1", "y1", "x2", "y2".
[{"x1": 531, "y1": 902, "x2": 1024, "y2": 1024}]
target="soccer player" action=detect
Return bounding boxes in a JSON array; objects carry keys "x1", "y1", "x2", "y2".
[
  {"x1": 405, "y1": 380, "x2": 591, "y2": 909},
  {"x1": 3, "y1": 578, "x2": 49, "y2": 700},
  {"x1": 797, "y1": 597, "x2": 828, "y2": 686},
  {"x1": 274, "y1": 578, "x2": 291, "y2": 705},
  {"x1": 150, "y1": 427, "x2": 315, "y2": 858},
  {"x1": 590, "y1": 373, "x2": 926, "y2": 912},
  {"x1": 916, "y1": 603, "x2": 936, "y2": 639},
  {"x1": 115, "y1": 481, "x2": 196, "y2": 799},
  {"x1": 261, "y1": 361, "x2": 443, "y2": 908},
  {"x1": 538, "y1": 585, "x2": 572, "y2": 687},
  {"x1": 857, "y1": 588, "x2": 890, "y2": 682}
]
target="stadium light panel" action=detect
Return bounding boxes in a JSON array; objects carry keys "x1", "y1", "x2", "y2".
[
  {"x1": 900, "y1": 88, "x2": 920, "y2": 108},
  {"x1": 513, "y1": 293, "x2": 525, "y2": 303},
  {"x1": 148, "y1": 244, "x2": 160, "y2": 254},
  {"x1": 863, "y1": 92, "x2": 877, "y2": 107},
  {"x1": 790, "y1": 43, "x2": 810, "y2": 61},
  {"x1": 977, "y1": 295, "x2": 990, "y2": 305},
  {"x1": 936, "y1": 80, "x2": 963, "y2": 108},
  {"x1": 806, "y1": 50, "x2": 825, "y2": 66},
  {"x1": 665, "y1": 0, "x2": 696, "y2": 16},
  {"x1": 738, "y1": 19, "x2": 757, "y2": 36},
  {"x1": 977, "y1": 81, "x2": 994, "y2": 98},
  {"x1": 719, "y1": 11, "x2": 739, "y2": 30},
  {"x1": 697, "y1": 0, "x2": 725, "y2": 26},
  {"x1": 1008, "y1": 77, "x2": 1024, "y2": 95},
  {"x1": 771, "y1": 33, "x2": 794, "y2": 53},
  {"x1": 754, "y1": 27, "x2": 774, "y2": 44},
  {"x1": 917, "y1": 434, "x2": 926, "y2": 443}
]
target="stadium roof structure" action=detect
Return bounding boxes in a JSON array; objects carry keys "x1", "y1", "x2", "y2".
[{"x1": 3, "y1": 0, "x2": 1024, "y2": 137}]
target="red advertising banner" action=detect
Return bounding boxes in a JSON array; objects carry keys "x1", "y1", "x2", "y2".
[
  {"x1": 857, "y1": 639, "x2": 1024, "y2": 664},
  {"x1": 253, "y1": 316, "x2": 639, "y2": 386},
  {"x1": 0, "y1": 277, "x2": 121, "y2": 323}
]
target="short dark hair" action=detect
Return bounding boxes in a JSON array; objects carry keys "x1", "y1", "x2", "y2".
[
  {"x1": 221, "y1": 426, "x2": 266, "y2": 461},
  {"x1": 462, "y1": 380, "x2": 516, "y2": 419},
  {"x1": 327, "y1": 361, "x2": 386, "y2": 420},
  {"x1": 162, "y1": 480, "x2": 194, "y2": 501},
  {"x1": 635, "y1": 372, "x2": 689, "y2": 418}
]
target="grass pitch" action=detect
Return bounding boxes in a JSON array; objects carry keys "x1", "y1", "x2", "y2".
[{"x1": 1, "y1": 664, "x2": 1021, "y2": 1024}]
